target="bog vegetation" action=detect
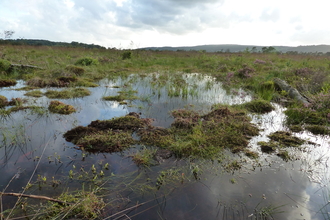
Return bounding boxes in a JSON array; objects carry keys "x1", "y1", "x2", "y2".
[{"x1": 1, "y1": 44, "x2": 330, "y2": 219}]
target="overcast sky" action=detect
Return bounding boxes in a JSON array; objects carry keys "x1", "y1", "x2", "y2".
[{"x1": 1, "y1": 0, "x2": 329, "y2": 48}]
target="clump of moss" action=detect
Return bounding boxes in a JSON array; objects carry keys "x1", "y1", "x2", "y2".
[
  {"x1": 242, "y1": 99, "x2": 275, "y2": 114},
  {"x1": 305, "y1": 125, "x2": 330, "y2": 135},
  {"x1": 277, "y1": 150, "x2": 291, "y2": 161},
  {"x1": 24, "y1": 90, "x2": 43, "y2": 97},
  {"x1": 258, "y1": 141, "x2": 277, "y2": 153},
  {"x1": 65, "y1": 65, "x2": 85, "y2": 76},
  {"x1": 268, "y1": 131, "x2": 305, "y2": 147},
  {"x1": 63, "y1": 126, "x2": 98, "y2": 144},
  {"x1": 76, "y1": 130, "x2": 134, "y2": 153},
  {"x1": 57, "y1": 76, "x2": 77, "y2": 84},
  {"x1": 102, "y1": 95, "x2": 125, "y2": 102},
  {"x1": 0, "y1": 95, "x2": 8, "y2": 107},
  {"x1": 45, "y1": 88, "x2": 91, "y2": 99},
  {"x1": 48, "y1": 100, "x2": 76, "y2": 114},
  {"x1": 138, "y1": 127, "x2": 173, "y2": 148},
  {"x1": 89, "y1": 115, "x2": 145, "y2": 131},
  {"x1": 289, "y1": 125, "x2": 303, "y2": 133},
  {"x1": 63, "y1": 112, "x2": 150, "y2": 153},
  {"x1": 166, "y1": 106, "x2": 259, "y2": 158},
  {"x1": 74, "y1": 78, "x2": 98, "y2": 87},
  {"x1": 0, "y1": 79, "x2": 17, "y2": 87},
  {"x1": 244, "y1": 150, "x2": 259, "y2": 159}
]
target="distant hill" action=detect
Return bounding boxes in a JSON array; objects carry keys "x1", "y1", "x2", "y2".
[
  {"x1": 140, "y1": 44, "x2": 330, "y2": 54},
  {"x1": 0, "y1": 39, "x2": 106, "y2": 49}
]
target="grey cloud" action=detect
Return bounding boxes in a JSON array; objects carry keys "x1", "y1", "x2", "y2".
[{"x1": 111, "y1": 0, "x2": 225, "y2": 34}]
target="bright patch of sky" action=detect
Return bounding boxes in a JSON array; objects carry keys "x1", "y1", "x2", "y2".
[{"x1": 0, "y1": 0, "x2": 329, "y2": 48}]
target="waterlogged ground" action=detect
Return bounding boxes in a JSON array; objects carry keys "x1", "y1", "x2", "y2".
[{"x1": 1, "y1": 73, "x2": 330, "y2": 219}]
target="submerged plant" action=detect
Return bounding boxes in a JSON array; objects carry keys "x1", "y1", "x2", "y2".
[{"x1": 131, "y1": 146, "x2": 157, "y2": 166}]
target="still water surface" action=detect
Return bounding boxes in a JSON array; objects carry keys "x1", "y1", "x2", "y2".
[{"x1": 0, "y1": 73, "x2": 329, "y2": 219}]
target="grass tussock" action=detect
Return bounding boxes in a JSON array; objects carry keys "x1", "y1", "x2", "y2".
[
  {"x1": 45, "y1": 88, "x2": 91, "y2": 99},
  {"x1": 48, "y1": 100, "x2": 76, "y2": 114}
]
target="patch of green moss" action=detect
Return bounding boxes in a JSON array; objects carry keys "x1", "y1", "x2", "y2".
[{"x1": 48, "y1": 100, "x2": 76, "y2": 114}]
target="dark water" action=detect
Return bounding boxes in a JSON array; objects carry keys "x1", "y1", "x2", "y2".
[{"x1": 1, "y1": 73, "x2": 329, "y2": 219}]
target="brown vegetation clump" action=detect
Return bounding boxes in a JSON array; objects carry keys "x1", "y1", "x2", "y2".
[
  {"x1": 48, "y1": 100, "x2": 76, "y2": 114},
  {"x1": 242, "y1": 99, "x2": 275, "y2": 114},
  {"x1": 7, "y1": 98, "x2": 23, "y2": 106},
  {"x1": 138, "y1": 127, "x2": 173, "y2": 148},
  {"x1": 0, "y1": 95, "x2": 8, "y2": 107},
  {"x1": 65, "y1": 65, "x2": 85, "y2": 76},
  {"x1": 0, "y1": 79, "x2": 17, "y2": 87},
  {"x1": 88, "y1": 115, "x2": 145, "y2": 131},
  {"x1": 237, "y1": 66, "x2": 255, "y2": 78},
  {"x1": 63, "y1": 112, "x2": 153, "y2": 153},
  {"x1": 268, "y1": 131, "x2": 305, "y2": 147}
]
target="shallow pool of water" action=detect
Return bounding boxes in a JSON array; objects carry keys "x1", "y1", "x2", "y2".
[{"x1": 1, "y1": 73, "x2": 329, "y2": 219}]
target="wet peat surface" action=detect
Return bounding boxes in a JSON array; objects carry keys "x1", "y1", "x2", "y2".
[{"x1": 1, "y1": 73, "x2": 330, "y2": 219}]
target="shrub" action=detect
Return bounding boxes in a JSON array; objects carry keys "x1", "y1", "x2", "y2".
[
  {"x1": 75, "y1": 57, "x2": 99, "y2": 66},
  {"x1": 0, "y1": 59, "x2": 11, "y2": 72},
  {"x1": 122, "y1": 51, "x2": 132, "y2": 60}
]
